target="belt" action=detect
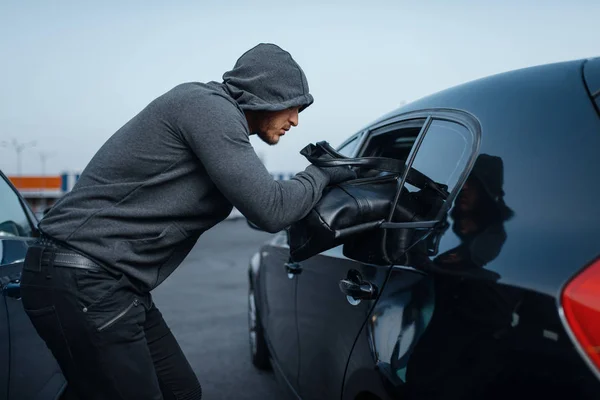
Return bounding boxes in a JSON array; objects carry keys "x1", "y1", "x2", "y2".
[
  {"x1": 41, "y1": 249, "x2": 102, "y2": 271},
  {"x1": 36, "y1": 234, "x2": 103, "y2": 272}
]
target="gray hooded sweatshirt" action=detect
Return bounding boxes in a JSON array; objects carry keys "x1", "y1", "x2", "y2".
[{"x1": 39, "y1": 43, "x2": 329, "y2": 291}]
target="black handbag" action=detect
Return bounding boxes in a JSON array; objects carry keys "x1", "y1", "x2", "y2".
[
  {"x1": 342, "y1": 182, "x2": 449, "y2": 265},
  {"x1": 288, "y1": 141, "x2": 449, "y2": 263}
]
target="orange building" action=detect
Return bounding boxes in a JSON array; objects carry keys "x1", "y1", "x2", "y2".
[{"x1": 8, "y1": 173, "x2": 80, "y2": 218}]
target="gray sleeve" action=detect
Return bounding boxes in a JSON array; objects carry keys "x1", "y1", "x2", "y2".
[{"x1": 177, "y1": 93, "x2": 330, "y2": 233}]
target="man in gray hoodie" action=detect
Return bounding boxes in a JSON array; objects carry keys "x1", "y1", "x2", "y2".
[{"x1": 20, "y1": 43, "x2": 355, "y2": 400}]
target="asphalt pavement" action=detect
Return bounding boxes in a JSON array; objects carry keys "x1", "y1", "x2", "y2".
[{"x1": 152, "y1": 218, "x2": 284, "y2": 400}]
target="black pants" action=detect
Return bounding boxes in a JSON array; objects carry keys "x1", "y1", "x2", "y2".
[{"x1": 20, "y1": 245, "x2": 202, "y2": 400}]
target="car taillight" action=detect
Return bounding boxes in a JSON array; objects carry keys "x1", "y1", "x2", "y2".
[{"x1": 562, "y1": 258, "x2": 600, "y2": 375}]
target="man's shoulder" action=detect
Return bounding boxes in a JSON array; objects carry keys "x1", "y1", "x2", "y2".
[
  {"x1": 169, "y1": 81, "x2": 216, "y2": 94},
  {"x1": 157, "y1": 82, "x2": 241, "y2": 118},
  {"x1": 162, "y1": 82, "x2": 247, "y2": 134},
  {"x1": 170, "y1": 82, "x2": 236, "y2": 103}
]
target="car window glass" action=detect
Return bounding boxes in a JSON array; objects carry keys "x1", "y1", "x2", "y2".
[
  {"x1": 408, "y1": 120, "x2": 472, "y2": 194},
  {"x1": 336, "y1": 135, "x2": 361, "y2": 157},
  {"x1": 352, "y1": 120, "x2": 425, "y2": 180},
  {"x1": 361, "y1": 122, "x2": 424, "y2": 161},
  {"x1": 0, "y1": 177, "x2": 33, "y2": 237}
]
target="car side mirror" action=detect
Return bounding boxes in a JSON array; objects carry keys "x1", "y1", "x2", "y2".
[
  {"x1": 0, "y1": 220, "x2": 20, "y2": 237},
  {"x1": 2, "y1": 280, "x2": 21, "y2": 299}
]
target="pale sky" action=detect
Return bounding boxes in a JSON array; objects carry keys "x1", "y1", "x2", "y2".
[{"x1": 1, "y1": 0, "x2": 598, "y2": 176}]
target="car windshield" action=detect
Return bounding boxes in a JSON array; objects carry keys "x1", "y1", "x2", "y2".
[{"x1": 0, "y1": 176, "x2": 33, "y2": 237}]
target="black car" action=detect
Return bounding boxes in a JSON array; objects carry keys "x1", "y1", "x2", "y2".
[
  {"x1": 248, "y1": 57, "x2": 600, "y2": 399},
  {"x1": 0, "y1": 170, "x2": 68, "y2": 399}
]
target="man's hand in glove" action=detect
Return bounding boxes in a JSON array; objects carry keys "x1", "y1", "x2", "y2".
[{"x1": 319, "y1": 165, "x2": 357, "y2": 185}]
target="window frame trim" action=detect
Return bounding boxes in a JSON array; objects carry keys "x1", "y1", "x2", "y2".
[
  {"x1": 335, "y1": 130, "x2": 368, "y2": 158},
  {"x1": 0, "y1": 170, "x2": 39, "y2": 237},
  {"x1": 358, "y1": 108, "x2": 482, "y2": 229}
]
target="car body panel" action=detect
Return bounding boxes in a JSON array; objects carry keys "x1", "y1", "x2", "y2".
[
  {"x1": 252, "y1": 58, "x2": 600, "y2": 399},
  {"x1": 295, "y1": 247, "x2": 390, "y2": 400},
  {"x1": 0, "y1": 293, "x2": 9, "y2": 400},
  {"x1": 343, "y1": 58, "x2": 600, "y2": 398},
  {"x1": 343, "y1": 268, "x2": 432, "y2": 400},
  {"x1": 259, "y1": 237, "x2": 301, "y2": 392},
  {"x1": 368, "y1": 58, "x2": 600, "y2": 296}
]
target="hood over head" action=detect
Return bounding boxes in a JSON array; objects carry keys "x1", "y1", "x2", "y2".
[
  {"x1": 223, "y1": 43, "x2": 314, "y2": 113},
  {"x1": 470, "y1": 153, "x2": 515, "y2": 221},
  {"x1": 471, "y1": 154, "x2": 505, "y2": 202}
]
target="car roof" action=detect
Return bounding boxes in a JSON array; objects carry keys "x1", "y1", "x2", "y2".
[{"x1": 361, "y1": 58, "x2": 594, "y2": 129}]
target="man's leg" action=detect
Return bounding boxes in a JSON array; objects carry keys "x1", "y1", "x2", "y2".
[
  {"x1": 21, "y1": 247, "x2": 165, "y2": 400},
  {"x1": 144, "y1": 303, "x2": 203, "y2": 400}
]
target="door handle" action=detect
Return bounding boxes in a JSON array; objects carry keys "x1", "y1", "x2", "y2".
[
  {"x1": 339, "y1": 279, "x2": 377, "y2": 300},
  {"x1": 284, "y1": 262, "x2": 302, "y2": 279},
  {"x1": 2, "y1": 279, "x2": 21, "y2": 299}
]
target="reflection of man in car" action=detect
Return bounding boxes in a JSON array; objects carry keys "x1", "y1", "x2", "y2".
[
  {"x1": 435, "y1": 154, "x2": 514, "y2": 271},
  {"x1": 405, "y1": 154, "x2": 521, "y2": 399},
  {"x1": 19, "y1": 44, "x2": 355, "y2": 400}
]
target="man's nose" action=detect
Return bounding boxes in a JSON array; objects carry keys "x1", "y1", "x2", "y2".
[{"x1": 289, "y1": 109, "x2": 299, "y2": 127}]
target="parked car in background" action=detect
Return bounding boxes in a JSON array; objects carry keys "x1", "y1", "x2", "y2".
[
  {"x1": 247, "y1": 57, "x2": 600, "y2": 399},
  {"x1": 0, "y1": 170, "x2": 68, "y2": 399}
]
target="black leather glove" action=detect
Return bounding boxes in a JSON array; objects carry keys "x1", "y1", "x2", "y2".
[{"x1": 319, "y1": 165, "x2": 357, "y2": 185}]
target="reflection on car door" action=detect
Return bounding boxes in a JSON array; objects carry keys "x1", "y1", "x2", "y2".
[{"x1": 295, "y1": 247, "x2": 395, "y2": 400}]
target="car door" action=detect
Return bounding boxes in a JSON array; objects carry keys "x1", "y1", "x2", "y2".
[
  {"x1": 0, "y1": 172, "x2": 66, "y2": 399},
  {"x1": 258, "y1": 132, "x2": 367, "y2": 393},
  {"x1": 259, "y1": 231, "x2": 301, "y2": 390},
  {"x1": 294, "y1": 116, "x2": 469, "y2": 400},
  {"x1": 341, "y1": 112, "x2": 481, "y2": 399},
  {"x1": 0, "y1": 279, "x2": 9, "y2": 400}
]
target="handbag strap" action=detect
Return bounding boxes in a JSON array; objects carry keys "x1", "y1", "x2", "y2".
[
  {"x1": 301, "y1": 141, "x2": 405, "y2": 173},
  {"x1": 301, "y1": 141, "x2": 449, "y2": 198}
]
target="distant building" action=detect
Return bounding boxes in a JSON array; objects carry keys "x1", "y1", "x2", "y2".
[{"x1": 8, "y1": 173, "x2": 79, "y2": 218}]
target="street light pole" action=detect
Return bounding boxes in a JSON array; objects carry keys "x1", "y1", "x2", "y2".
[
  {"x1": 15, "y1": 139, "x2": 37, "y2": 177},
  {"x1": 40, "y1": 151, "x2": 54, "y2": 178},
  {"x1": 1, "y1": 139, "x2": 37, "y2": 178},
  {"x1": 39, "y1": 151, "x2": 54, "y2": 210}
]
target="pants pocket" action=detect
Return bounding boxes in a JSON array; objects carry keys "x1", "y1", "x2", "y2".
[
  {"x1": 74, "y1": 269, "x2": 125, "y2": 310},
  {"x1": 82, "y1": 286, "x2": 146, "y2": 335},
  {"x1": 97, "y1": 297, "x2": 141, "y2": 332},
  {"x1": 72, "y1": 270, "x2": 145, "y2": 335}
]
